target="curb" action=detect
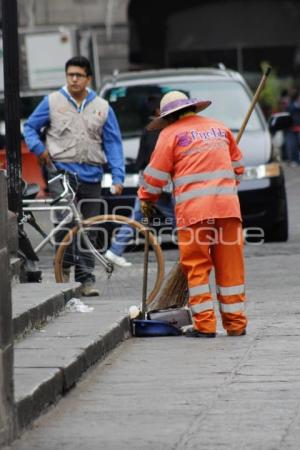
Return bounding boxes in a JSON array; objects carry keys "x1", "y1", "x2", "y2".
[
  {"x1": 15, "y1": 315, "x2": 131, "y2": 432},
  {"x1": 12, "y1": 284, "x2": 81, "y2": 340}
]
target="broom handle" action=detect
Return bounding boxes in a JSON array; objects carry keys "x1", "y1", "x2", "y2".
[
  {"x1": 141, "y1": 228, "x2": 150, "y2": 319},
  {"x1": 236, "y1": 66, "x2": 272, "y2": 144}
]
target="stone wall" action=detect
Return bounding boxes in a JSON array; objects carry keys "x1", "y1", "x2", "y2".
[{"x1": 0, "y1": 170, "x2": 15, "y2": 446}]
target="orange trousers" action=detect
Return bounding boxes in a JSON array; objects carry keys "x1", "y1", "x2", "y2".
[{"x1": 178, "y1": 218, "x2": 248, "y2": 334}]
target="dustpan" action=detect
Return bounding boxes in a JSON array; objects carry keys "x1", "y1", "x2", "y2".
[
  {"x1": 132, "y1": 318, "x2": 181, "y2": 337},
  {"x1": 132, "y1": 227, "x2": 181, "y2": 337}
]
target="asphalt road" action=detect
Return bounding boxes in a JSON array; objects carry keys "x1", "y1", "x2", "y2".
[{"x1": 6, "y1": 164, "x2": 300, "y2": 450}]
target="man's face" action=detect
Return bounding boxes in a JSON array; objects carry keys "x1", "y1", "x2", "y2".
[{"x1": 66, "y1": 65, "x2": 91, "y2": 97}]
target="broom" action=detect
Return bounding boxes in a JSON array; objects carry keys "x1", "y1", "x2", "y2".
[
  {"x1": 151, "y1": 66, "x2": 272, "y2": 310},
  {"x1": 149, "y1": 261, "x2": 188, "y2": 309}
]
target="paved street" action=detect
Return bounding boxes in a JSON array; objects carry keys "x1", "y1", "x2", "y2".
[{"x1": 5, "y1": 164, "x2": 300, "y2": 450}]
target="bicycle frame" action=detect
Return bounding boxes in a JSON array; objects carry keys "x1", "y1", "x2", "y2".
[
  {"x1": 22, "y1": 173, "x2": 112, "y2": 271},
  {"x1": 22, "y1": 199, "x2": 74, "y2": 253}
]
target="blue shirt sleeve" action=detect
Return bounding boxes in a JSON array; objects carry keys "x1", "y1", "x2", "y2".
[
  {"x1": 102, "y1": 106, "x2": 125, "y2": 185},
  {"x1": 23, "y1": 96, "x2": 50, "y2": 156}
]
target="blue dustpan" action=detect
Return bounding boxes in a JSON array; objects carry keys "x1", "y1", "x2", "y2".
[
  {"x1": 133, "y1": 229, "x2": 181, "y2": 337},
  {"x1": 132, "y1": 319, "x2": 181, "y2": 337}
]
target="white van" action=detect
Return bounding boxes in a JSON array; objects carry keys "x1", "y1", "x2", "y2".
[{"x1": 100, "y1": 67, "x2": 290, "y2": 241}]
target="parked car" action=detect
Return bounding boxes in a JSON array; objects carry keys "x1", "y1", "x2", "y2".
[{"x1": 99, "y1": 67, "x2": 290, "y2": 242}]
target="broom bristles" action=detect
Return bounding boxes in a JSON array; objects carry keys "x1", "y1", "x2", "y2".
[{"x1": 149, "y1": 261, "x2": 188, "y2": 310}]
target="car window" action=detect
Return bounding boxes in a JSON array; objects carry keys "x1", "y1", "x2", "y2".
[
  {"x1": 104, "y1": 85, "x2": 164, "y2": 138},
  {"x1": 104, "y1": 80, "x2": 262, "y2": 138}
]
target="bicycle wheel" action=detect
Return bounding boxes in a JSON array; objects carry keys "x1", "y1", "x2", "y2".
[{"x1": 54, "y1": 214, "x2": 164, "y2": 305}]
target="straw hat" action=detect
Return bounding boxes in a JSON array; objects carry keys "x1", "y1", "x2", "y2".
[
  {"x1": 148, "y1": 90, "x2": 211, "y2": 130},
  {"x1": 160, "y1": 90, "x2": 211, "y2": 117}
]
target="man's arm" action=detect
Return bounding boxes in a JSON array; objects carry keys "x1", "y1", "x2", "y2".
[
  {"x1": 102, "y1": 106, "x2": 125, "y2": 194},
  {"x1": 23, "y1": 96, "x2": 52, "y2": 167}
]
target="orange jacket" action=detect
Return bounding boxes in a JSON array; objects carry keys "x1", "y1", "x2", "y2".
[{"x1": 138, "y1": 114, "x2": 244, "y2": 228}]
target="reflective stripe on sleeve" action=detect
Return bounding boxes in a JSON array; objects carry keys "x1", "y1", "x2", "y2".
[
  {"x1": 217, "y1": 284, "x2": 245, "y2": 296},
  {"x1": 175, "y1": 186, "x2": 237, "y2": 205},
  {"x1": 219, "y1": 302, "x2": 245, "y2": 313},
  {"x1": 190, "y1": 301, "x2": 214, "y2": 315},
  {"x1": 173, "y1": 170, "x2": 235, "y2": 187},
  {"x1": 142, "y1": 180, "x2": 162, "y2": 195},
  {"x1": 189, "y1": 283, "x2": 210, "y2": 297},
  {"x1": 144, "y1": 166, "x2": 170, "y2": 181}
]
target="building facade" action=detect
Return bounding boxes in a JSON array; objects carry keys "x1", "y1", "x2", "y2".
[{"x1": 9, "y1": 0, "x2": 300, "y2": 85}]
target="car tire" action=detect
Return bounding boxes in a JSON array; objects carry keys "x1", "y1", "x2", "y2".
[{"x1": 264, "y1": 189, "x2": 289, "y2": 242}]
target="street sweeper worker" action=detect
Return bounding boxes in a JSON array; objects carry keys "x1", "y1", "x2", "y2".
[{"x1": 138, "y1": 90, "x2": 248, "y2": 338}]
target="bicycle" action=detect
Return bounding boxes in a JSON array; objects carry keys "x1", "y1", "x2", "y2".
[{"x1": 22, "y1": 172, "x2": 165, "y2": 305}]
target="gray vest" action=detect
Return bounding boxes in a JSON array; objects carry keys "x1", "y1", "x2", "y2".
[{"x1": 46, "y1": 91, "x2": 109, "y2": 165}]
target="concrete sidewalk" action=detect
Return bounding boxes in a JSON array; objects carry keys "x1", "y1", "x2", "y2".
[
  {"x1": 6, "y1": 242, "x2": 300, "y2": 450},
  {"x1": 11, "y1": 252, "x2": 174, "y2": 434}
]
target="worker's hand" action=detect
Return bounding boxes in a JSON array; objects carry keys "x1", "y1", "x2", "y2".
[
  {"x1": 111, "y1": 184, "x2": 123, "y2": 195},
  {"x1": 140, "y1": 200, "x2": 157, "y2": 219},
  {"x1": 38, "y1": 150, "x2": 53, "y2": 168}
]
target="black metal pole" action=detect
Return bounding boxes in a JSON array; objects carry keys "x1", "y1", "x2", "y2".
[{"x1": 2, "y1": 0, "x2": 22, "y2": 217}]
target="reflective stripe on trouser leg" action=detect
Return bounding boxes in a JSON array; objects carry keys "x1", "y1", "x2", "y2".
[
  {"x1": 211, "y1": 218, "x2": 248, "y2": 333},
  {"x1": 178, "y1": 223, "x2": 217, "y2": 333}
]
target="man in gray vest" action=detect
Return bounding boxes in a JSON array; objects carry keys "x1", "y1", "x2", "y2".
[{"x1": 24, "y1": 56, "x2": 125, "y2": 296}]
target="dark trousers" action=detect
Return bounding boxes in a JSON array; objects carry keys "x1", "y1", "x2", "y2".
[
  {"x1": 52, "y1": 178, "x2": 102, "y2": 283},
  {"x1": 285, "y1": 131, "x2": 300, "y2": 163}
]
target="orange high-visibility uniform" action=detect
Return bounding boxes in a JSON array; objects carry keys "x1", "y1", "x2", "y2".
[
  {"x1": 178, "y1": 219, "x2": 246, "y2": 334},
  {"x1": 138, "y1": 114, "x2": 247, "y2": 334}
]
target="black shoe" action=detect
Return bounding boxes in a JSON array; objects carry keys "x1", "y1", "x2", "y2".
[
  {"x1": 184, "y1": 328, "x2": 216, "y2": 338},
  {"x1": 227, "y1": 329, "x2": 246, "y2": 336}
]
